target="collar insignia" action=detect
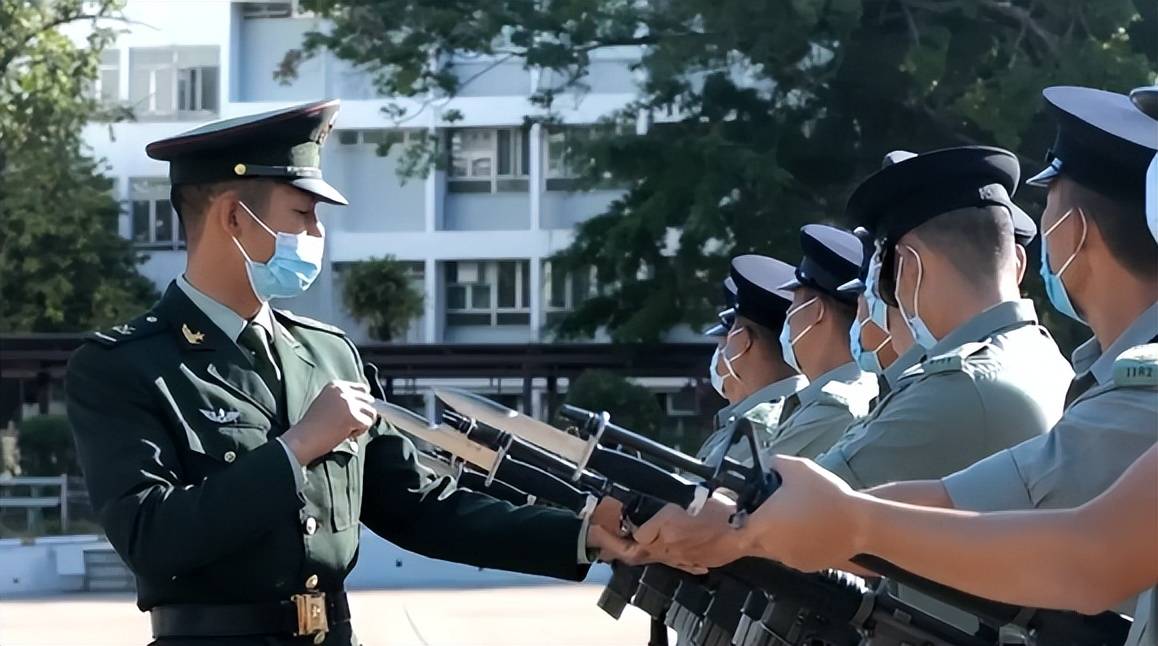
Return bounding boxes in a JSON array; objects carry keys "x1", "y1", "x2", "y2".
[{"x1": 182, "y1": 324, "x2": 205, "y2": 345}]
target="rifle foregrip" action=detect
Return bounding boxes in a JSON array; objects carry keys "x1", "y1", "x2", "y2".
[{"x1": 589, "y1": 449, "x2": 699, "y2": 509}]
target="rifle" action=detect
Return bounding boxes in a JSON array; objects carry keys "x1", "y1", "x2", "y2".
[{"x1": 426, "y1": 386, "x2": 1129, "y2": 646}]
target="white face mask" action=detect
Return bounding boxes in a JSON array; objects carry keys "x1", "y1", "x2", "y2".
[
  {"x1": 720, "y1": 326, "x2": 749, "y2": 388},
  {"x1": 778, "y1": 297, "x2": 820, "y2": 373},
  {"x1": 709, "y1": 346, "x2": 727, "y2": 398},
  {"x1": 893, "y1": 244, "x2": 938, "y2": 349}
]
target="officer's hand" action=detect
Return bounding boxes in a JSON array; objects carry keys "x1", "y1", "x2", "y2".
[
  {"x1": 738, "y1": 455, "x2": 860, "y2": 572},
  {"x1": 283, "y1": 380, "x2": 378, "y2": 464},
  {"x1": 632, "y1": 497, "x2": 741, "y2": 568}
]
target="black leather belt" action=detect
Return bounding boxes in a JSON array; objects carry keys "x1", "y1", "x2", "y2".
[{"x1": 150, "y1": 592, "x2": 351, "y2": 641}]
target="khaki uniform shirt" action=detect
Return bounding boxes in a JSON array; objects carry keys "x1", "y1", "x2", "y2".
[
  {"x1": 816, "y1": 300, "x2": 1073, "y2": 489},
  {"x1": 697, "y1": 375, "x2": 808, "y2": 465},
  {"x1": 943, "y1": 302, "x2": 1158, "y2": 511},
  {"x1": 763, "y1": 362, "x2": 877, "y2": 459}
]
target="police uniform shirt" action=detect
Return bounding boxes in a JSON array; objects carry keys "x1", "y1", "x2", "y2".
[
  {"x1": 764, "y1": 362, "x2": 877, "y2": 459},
  {"x1": 816, "y1": 300, "x2": 1073, "y2": 489},
  {"x1": 1127, "y1": 588, "x2": 1156, "y2": 646},
  {"x1": 883, "y1": 345, "x2": 924, "y2": 390},
  {"x1": 942, "y1": 301, "x2": 1158, "y2": 511},
  {"x1": 697, "y1": 375, "x2": 809, "y2": 465}
]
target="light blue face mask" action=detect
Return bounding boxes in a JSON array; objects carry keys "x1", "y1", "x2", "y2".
[
  {"x1": 849, "y1": 314, "x2": 891, "y2": 374},
  {"x1": 894, "y1": 245, "x2": 938, "y2": 349},
  {"x1": 232, "y1": 201, "x2": 325, "y2": 302},
  {"x1": 779, "y1": 297, "x2": 819, "y2": 373},
  {"x1": 863, "y1": 252, "x2": 890, "y2": 330},
  {"x1": 709, "y1": 346, "x2": 727, "y2": 398},
  {"x1": 1039, "y1": 208, "x2": 1087, "y2": 324}
]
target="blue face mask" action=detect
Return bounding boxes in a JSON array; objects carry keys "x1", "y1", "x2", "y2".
[
  {"x1": 850, "y1": 314, "x2": 891, "y2": 374},
  {"x1": 709, "y1": 346, "x2": 727, "y2": 398},
  {"x1": 232, "y1": 201, "x2": 325, "y2": 302},
  {"x1": 894, "y1": 245, "x2": 938, "y2": 349},
  {"x1": 863, "y1": 252, "x2": 890, "y2": 330},
  {"x1": 1039, "y1": 208, "x2": 1087, "y2": 324},
  {"x1": 779, "y1": 297, "x2": 819, "y2": 374}
]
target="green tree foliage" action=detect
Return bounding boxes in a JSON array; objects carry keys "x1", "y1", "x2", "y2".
[
  {"x1": 293, "y1": 0, "x2": 1154, "y2": 344},
  {"x1": 562, "y1": 370, "x2": 665, "y2": 441},
  {"x1": 18, "y1": 415, "x2": 79, "y2": 476},
  {"x1": 340, "y1": 256, "x2": 425, "y2": 341},
  {"x1": 0, "y1": 0, "x2": 157, "y2": 332}
]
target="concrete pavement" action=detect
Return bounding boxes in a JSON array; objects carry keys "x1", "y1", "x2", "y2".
[{"x1": 0, "y1": 584, "x2": 655, "y2": 645}]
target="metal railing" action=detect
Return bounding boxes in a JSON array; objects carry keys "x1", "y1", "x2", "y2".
[{"x1": 0, "y1": 475, "x2": 87, "y2": 535}]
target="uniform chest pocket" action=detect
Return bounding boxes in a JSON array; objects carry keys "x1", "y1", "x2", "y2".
[
  {"x1": 323, "y1": 440, "x2": 363, "y2": 531},
  {"x1": 154, "y1": 375, "x2": 271, "y2": 465}
]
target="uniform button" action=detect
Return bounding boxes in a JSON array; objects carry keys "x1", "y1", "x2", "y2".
[
  {"x1": 304, "y1": 516, "x2": 317, "y2": 535},
  {"x1": 305, "y1": 574, "x2": 319, "y2": 590},
  {"x1": 223, "y1": 451, "x2": 237, "y2": 463}
]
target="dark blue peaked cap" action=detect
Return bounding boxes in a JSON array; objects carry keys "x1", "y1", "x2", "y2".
[
  {"x1": 704, "y1": 277, "x2": 740, "y2": 337},
  {"x1": 777, "y1": 224, "x2": 863, "y2": 304},
  {"x1": 837, "y1": 227, "x2": 876, "y2": 296},
  {"x1": 846, "y1": 146, "x2": 1022, "y2": 244},
  {"x1": 730, "y1": 255, "x2": 796, "y2": 331},
  {"x1": 146, "y1": 99, "x2": 348, "y2": 205},
  {"x1": 1027, "y1": 87, "x2": 1157, "y2": 203}
]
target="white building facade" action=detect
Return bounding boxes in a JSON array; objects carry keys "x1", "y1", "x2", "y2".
[{"x1": 78, "y1": 0, "x2": 709, "y2": 430}]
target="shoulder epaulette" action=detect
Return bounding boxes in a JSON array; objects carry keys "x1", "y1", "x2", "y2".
[
  {"x1": 1113, "y1": 343, "x2": 1158, "y2": 387},
  {"x1": 84, "y1": 312, "x2": 165, "y2": 348},
  {"x1": 273, "y1": 309, "x2": 346, "y2": 336},
  {"x1": 743, "y1": 400, "x2": 786, "y2": 428},
  {"x1": 921, "y1": 341, "x2": 991, "y2": 375},
  {"x1": 818, "y1": 374, "x2": 878, "y2": 417}
]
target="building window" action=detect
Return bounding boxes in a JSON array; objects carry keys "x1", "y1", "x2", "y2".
[
  {"x1": 130, "y1": 47, "x2": 220, "y2": 119},
  {"x1": 445, "y1": 260, "x2": 531, "y2": 326},
  {"x1": 662, "y1": 389, "x2": 700, "y2": 417},
  {"x1": 336, "y1": 129, "x2": 418, "y2": 149},
  {"x1": 545, "y1": 126, "x2": 594, "y2": 190},
  {"x1": 129, "y1": 178, "x2": 182, "y2": 249},
  {"x1": 92, "y1": 49, "x2": 120, "y2": 105},
  {"x1": 543, "y1": 261, "x2": 593, "y2": 326},
  {"x1": 447, "y1": 128, "x2": 530, "y2": 193}
]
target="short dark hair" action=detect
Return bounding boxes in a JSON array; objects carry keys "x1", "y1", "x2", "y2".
[
  {"x1": 1057, "y1": 178, "x2": 1156, "y2": 280},
  {"x1": 910, "y1": 204, "x2": 1014, "y2": 282},
  {"x1": 734, "y1": 314, "x2": 784, "y2": 363},
  {"x1": 172, "y1": 178, "x2": 277, "y2": 242}
]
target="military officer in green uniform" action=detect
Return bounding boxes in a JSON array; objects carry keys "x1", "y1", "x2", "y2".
[
  {"x1": 697, "y1": 255, "x2": 807, "y2": 465},
  {"x1": 813, "y1": 145, "x2": 1074, "y2": 489},
  {"x1": 767, "y1": 224, "x2": 877, "y2": 458},
  {"x1": 65, "y1": 101, "x2": 632, "y2": 646}
]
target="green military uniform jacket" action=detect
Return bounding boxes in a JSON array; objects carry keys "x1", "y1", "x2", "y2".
[
  {"x1": 697, "y1": 375, "x2": 808, "y2": 465},
  {"x1": 66, "y1": 283, "x2": 586, "y2": 645},
  {"x1": 815, "y1": 300, "x2": 1074, "y2": 489},
  {"x1": 764, "y1": 362, "x2": 877, "y2": 459}
]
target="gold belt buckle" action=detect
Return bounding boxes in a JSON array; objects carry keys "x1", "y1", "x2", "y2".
[{"x1": 291, "y1": 592, "x2": 329, "y2": 643}]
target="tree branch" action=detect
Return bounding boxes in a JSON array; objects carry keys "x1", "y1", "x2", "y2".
[{"x1": 976, "y1": 0, "x2": 1059, "y2": 58}]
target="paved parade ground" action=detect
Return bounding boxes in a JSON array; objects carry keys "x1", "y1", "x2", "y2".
[{"x1": 0, "y1": 583, "x2": 653, "y2": 645}]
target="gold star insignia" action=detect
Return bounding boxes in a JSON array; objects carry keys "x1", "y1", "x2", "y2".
[{"x1": 181, "y1": 324, "x2": 205, "y2": 345}]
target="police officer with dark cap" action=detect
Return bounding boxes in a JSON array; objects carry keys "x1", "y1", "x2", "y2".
[
  {"x1": 864, "y1": 86, "x2": 1157, "y2": 643},
  {"x1": 706, "y1": 276, "x2": 739, "y2": 427},
  {"x1": 841, "y1": 152, "x2": 1042, "y2": 400},
  {"x1": 763, "y1": 225, "x2": 878, "y2": 459},
  {"x1": 812, "y1": 145, "x2": 1073, "y2": 490},
  {"x1": 65, "y1": 101, "x2": 634, "y2": 646},
  {"x1": 698, "y1": 255, "x2": 807, "y2": 466}
]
